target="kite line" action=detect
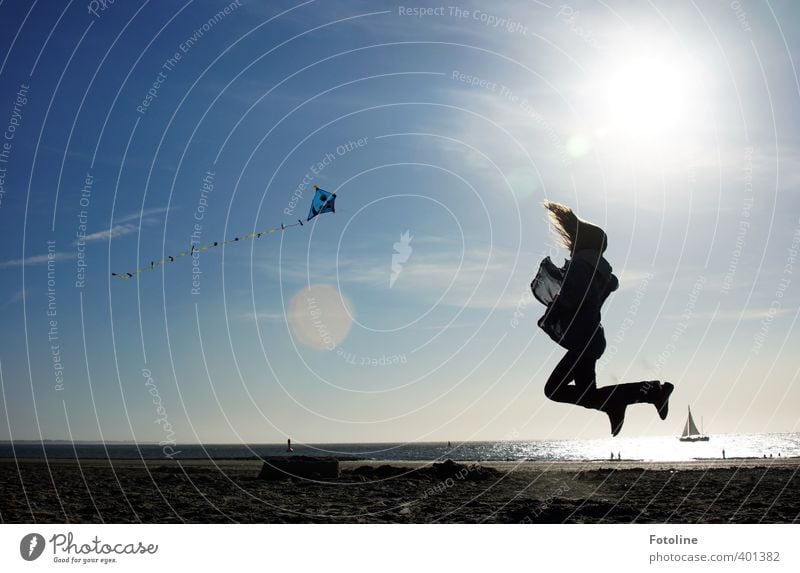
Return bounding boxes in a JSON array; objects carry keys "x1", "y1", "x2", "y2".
[{"x1": 111, "y1": 185, "x2": 336, "y2": 280}]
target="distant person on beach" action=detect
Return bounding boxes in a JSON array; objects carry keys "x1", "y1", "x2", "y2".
[
  {"x1": 532, "y1": 202, "x2": 674, "y2": 436},
  {"x1": 617, "y1": 452, "x2": 621, "y2": 461},
  {"x1": 722, "y1": 449, "x2": 726, "y2": 459}
]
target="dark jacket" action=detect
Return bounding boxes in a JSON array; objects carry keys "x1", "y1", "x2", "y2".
[{"x1": 531, "y1": 249, "x2": 619, "y2": 356}]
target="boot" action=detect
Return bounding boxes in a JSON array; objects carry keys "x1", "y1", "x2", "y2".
[
  {"x1": 630, "y1": 381, "x2": 674, "y2": 420},
  {"x1": 603, "y1": 404, "x2": 627, "y2": 437},
  {"x1": 653, "y1": 382, "x2": 674, "y2": 420}
]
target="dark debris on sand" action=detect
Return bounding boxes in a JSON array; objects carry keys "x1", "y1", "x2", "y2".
[
  {"x1": 1, "y1": 460, "x2": 798, "y2": 524},
  {"x1": 348, "y1": 459, "x2": 501, "y2": 482}
]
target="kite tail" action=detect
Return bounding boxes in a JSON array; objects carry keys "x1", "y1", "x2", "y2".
[
  {"x1": 111, "y1": 186, "x2": 337, "y2": 280},
  {"x1": 110, "y1": 220, "x2": 305, "y2": 280}
]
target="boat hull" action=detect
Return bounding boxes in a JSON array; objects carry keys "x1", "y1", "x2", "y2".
[{"x1": 679, "y1": 436, "x2": 710, "y2": 442}]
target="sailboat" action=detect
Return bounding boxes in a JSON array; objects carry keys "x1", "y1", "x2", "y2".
[{"x1": 679, "y1": 406, "x2": 710, "y2": 442}]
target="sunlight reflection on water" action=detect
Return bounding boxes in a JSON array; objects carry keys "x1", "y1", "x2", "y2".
[{"x1": 4, "y1": 433, "x2": 798, "y2": 461}]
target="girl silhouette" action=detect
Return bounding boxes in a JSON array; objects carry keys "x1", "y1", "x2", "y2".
[{"x1": 532, "y1": 202, "x2": 673, "y2": 436}]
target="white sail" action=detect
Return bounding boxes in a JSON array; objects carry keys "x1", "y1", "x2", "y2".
[{"x1": 682, "y1": 406, "x2": 701, "y2": 437}]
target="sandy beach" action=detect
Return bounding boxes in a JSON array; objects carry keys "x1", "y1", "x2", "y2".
[{"x1": 1, "y1": 457, "x2": 798, "y2": 523}]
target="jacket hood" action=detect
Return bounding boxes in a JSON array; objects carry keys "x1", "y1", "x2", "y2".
[{"x1": 572, "y1": 249, "x2": 612, "y2": 275}]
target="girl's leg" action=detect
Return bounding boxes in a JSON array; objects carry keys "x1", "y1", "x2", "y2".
[
  {"x1": 544, "y1": 349, "x2": 600, "y2": 407},
  {"x1": 545, "y1": 351, "x2": 673, "y2": 435}
]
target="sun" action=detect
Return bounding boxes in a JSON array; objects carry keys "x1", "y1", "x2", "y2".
[
  {"x1": 566, "y1": 38, "x2": 703, "y2": 161},
  {"x1": 582, "y1": 36, "x2": 699, "y2": 143},
  {"x1": 604, "y1": 56, "x2": 687, "y2": 136}
]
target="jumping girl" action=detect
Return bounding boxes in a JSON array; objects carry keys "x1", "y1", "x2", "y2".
[{"x1": 532, "y1": 202, "x2": 674, "y2": 436}]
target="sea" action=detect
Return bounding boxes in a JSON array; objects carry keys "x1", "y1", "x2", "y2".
[{"x1": 2, "y1": 433, "x2": 799, "y2": 462}]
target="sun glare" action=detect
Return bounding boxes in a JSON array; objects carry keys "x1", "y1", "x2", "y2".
[
  {"x1": 605, "y1": 57, "x2": 687, "y2": 137},
  {"x1": 589, "y1": 40, "x2": 696, "y2": 140}
]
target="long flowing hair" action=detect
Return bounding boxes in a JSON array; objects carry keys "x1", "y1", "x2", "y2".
[{"x1": 544, "y1": 201, "x2": 607, "y2": 254}]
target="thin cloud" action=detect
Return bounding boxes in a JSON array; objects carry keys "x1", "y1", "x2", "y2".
[
  {"x1": 113, "y1": 206, "x2": 172, "y2": 225},
  {"x1": 0, "y1": 251, "x2": 76, "y2": 269},
  {"x1": 2, "y1": 289, "x2": 25, "y2": 307},
  {"x1": 77, "y1": 206, "x2": 172, "y2": 244},
  {"x1": 240, "y1": 311, "x2": 286, "y2": 322},
  {"x1": 616, "y1": 269, "x2": 656, "y2": 289},
  {"x1": 665, "y1": 307, "x2": 798, "y2": 322},
  {"x1": 256, "y1": 245, "x2": 528, "y2": 310},
  {"x1": 81, "y1": 223, "x2": 139, "y2": 244}
]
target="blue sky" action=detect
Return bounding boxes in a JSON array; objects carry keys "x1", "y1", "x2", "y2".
[{"x1": 0, "y1": 0, "x2": 799, "y2": 444}]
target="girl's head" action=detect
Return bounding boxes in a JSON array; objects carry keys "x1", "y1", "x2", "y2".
[{"x1": 544, "y1": 201, "x2": 607, "y2": 254}]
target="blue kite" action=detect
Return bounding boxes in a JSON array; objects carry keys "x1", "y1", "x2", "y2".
[{"x1": 307, "y1": 185, "x2": 336, "y2": 221}]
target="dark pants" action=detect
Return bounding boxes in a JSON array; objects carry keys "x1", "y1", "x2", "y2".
[{"x1": 544, "y1": 345, "x2": 656, "y2": 412}]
